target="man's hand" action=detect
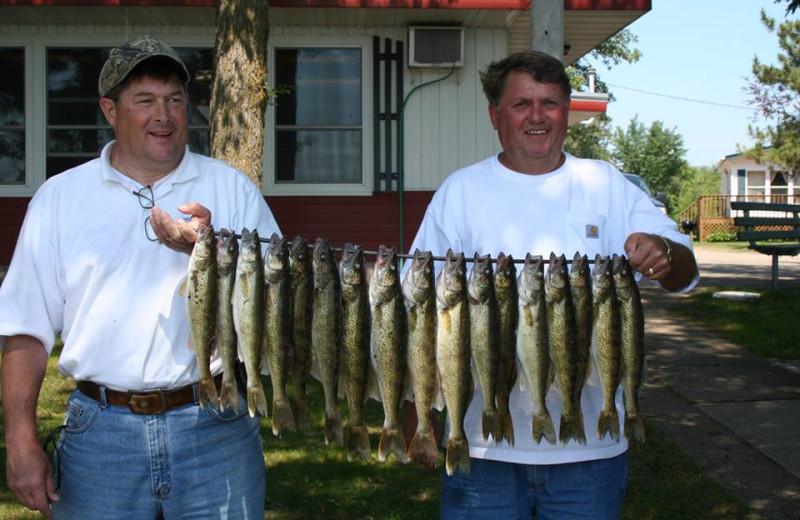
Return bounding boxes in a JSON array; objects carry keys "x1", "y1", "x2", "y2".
[
  {"x1": 149, "y1": 202, "x2": 212, "y2": 254},
  {"x1": 2, "y1": 336, "x2": 58, "y2": 518},
  {"x1": 6, "y1": 438, "x2": 58, "y2": 518},
  {"x1": 624, "y1": 232, "x2": 698, "y2": 292}
]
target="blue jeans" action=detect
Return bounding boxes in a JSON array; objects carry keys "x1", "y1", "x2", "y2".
[
  {"x1": 440, "y1": 454, "x2": 628, "y2": 520},
  {"x1": 52, "y1": 388, "x2": 265, "y2": 519}
]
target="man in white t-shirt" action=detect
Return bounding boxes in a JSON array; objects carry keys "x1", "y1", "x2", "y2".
[
  {"x1": 406, "y1": 50, "x2": 699, "y2": 520},
  {"x1": 0, "y1": 36, "x2": 278, "y2": 519}
]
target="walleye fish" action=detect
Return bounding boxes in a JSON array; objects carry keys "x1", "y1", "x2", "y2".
[
  {"x1": 339, "y1": 242, "x2": 372, "y2": 461},
  {"x1": 312, "y1": 237, "x2": 344, "y2": 446},
  {"x1": 494, "y1": 252, "x2": 519, "y2": 446},
  {"x1": 516, "y1": 254, "x2": 556, "y2": 445},
  {"x1": 186, "y1": 225, "x2": 219, "y2": 409},
  {"x1": 467, "y1": 253, "x2": 501, "y2": 444},
  {"x1": 614, "y1": 254, "x2": 646, "y2": 443},
  {"x1": 436, "y1": 250, "x2": 472, "y2": 476},
  {"x1": 570, "y1": 252, "x2": 593, "y2": 386},
  {"x1": 591, "y1": 255, "x2": 622, "y2": 441},
  {"x1": 545, "y1": 252, "x2": 586, "y2": 446},
  {"x1": 216, "y1": 228, "x2": 240, "y2": 412},
  {"x1": 403, "y1": 249, "x2": 440, "y2": 468},
  {"x1": 232, "y1": 228, "x2": 268, "y2": 417},
  {"x1": 369, "y1": 245, "x2": 409, "y2": 463},
  {"x1": 289, "y1": 235, "x2": 314, "y2": 433},
  {"x1": 264, "y1": 233, "x2": 296, "y2": 436}
]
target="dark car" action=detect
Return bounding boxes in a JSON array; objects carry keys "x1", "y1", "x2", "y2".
[{"x1": 623, "y1": 173, "x2": 667, "y2": 215}]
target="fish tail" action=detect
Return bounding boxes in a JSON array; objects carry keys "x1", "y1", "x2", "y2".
[
  {"x1": 324, "y1": 410, "x2": 344, "y2": 447},
  {"x1": 532, "y1": 412, "x2": 556, "y2": 445},
  {"x1": 444, "y1": 437, "x2": 471, "y2": 476},
  {"x1": 625, "y1": 413, "x2": 646, "y2": 443},
  {"x1": 293, "y1": 398, "x2": 312, "y2": 435},
  {"x1": 498, "y1": 411, "x2": 515, "y2": 446},
  {"x1": 558, "y1": 411, "x2": 587, "y2": 446},
  {"x1": 247, "y1": 384, "x2": 268, "y2": 418},
  {"x1": 597, "y1": 408, "x2": 621, "y2": 442},
  {"x1": 378, "y1": 426, "x2": 409, "y2": 463},
  {"x1": 346, "y1": 423, "x2": 371, "y2": 462},
  {"x1": 407, "y1": 429, "x2": 440, "y2": 469},
  {"x1": 271, "y1": 398, "x2": 296, "y2": 436},
  {"x1": 482, "y1": 410, "x2": 501, "y2": 444},
  {"x1": 198, "y1": 377, "x2": 219, "y2": 409},
  {"x1": 219, "y1": 380, "x2": 239, "y2": 412}
]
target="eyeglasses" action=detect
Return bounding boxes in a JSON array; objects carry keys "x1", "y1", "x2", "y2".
[{"x1": 133, "y1": 185, "x2": 159, "y2": 241}]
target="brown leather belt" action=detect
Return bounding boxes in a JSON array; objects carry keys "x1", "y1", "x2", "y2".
[{"x1": 76, "y1": 374, "x2": 223, "y2": 415}]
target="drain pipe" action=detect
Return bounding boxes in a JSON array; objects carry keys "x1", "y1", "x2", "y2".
[{"x1": 397, "y1": 65, "x2": 456, "y2": 260}]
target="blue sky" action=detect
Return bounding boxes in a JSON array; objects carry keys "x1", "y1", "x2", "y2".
[{"x1": 585, "y1": 0, "x2": 791, "y2": 167}]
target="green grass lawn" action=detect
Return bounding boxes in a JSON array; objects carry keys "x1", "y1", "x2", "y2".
[
  {"x1": 673, "y1": 288, "x2": 800, "y2": 360},
  {"x1": 1, "y1": 357, "x2": 764, "y2": 520}
]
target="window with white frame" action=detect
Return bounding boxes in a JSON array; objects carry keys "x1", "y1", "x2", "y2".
[
  {"x1": 747, "y1": 170, "x2": 766, "y2": 197},
  {"x1": 45, "y1": 46, "x2": 213, "y2": 179},
  {"x1": 269, "y1": 44, "x2": 369, "y2": 194},
  {"x1": 0, "y1": 48, "x2": 25, "y2": 185}
]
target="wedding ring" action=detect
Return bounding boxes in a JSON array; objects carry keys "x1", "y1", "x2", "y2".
[{"x1": 647, "y1": 267, "x2": 655, "y2": 277}]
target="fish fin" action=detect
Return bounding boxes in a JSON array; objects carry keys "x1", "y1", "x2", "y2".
[
  {"x1": 271, "y1": 397, "x2": 296, "y2": 437},
  {"x1": 408, "y1": 429, "x2": 440, "y2": 469},
  {"x1": 558, "y1": 412, "x2": 587, "y2": 446},
  {"x1": 378, "y1": 426, "x2": 408, "y2": 463},
  {"x1": 597, "y1": 409, "x2": 621, "y2": 442},
  {"x1": 481, "y1": 410, "x2": 501, "y2": 444},
  {"x1": 532, "y1": 412, "x2": 557, "y2": 445},
  {"x1": 445, "y1": 437, "x2": 470, "y2": 476},
  {"x1": 247, "y1": 383, "x2": 268, "y2": 418},
  {"x1": 324, "y1": 410, "x2": 344, "y2": 447},
  {"x1": 625, "y1": 414, "x2": 646, "y2": 443},
  {"x1": 178, "y1": 278, "x2": 188, "y2": 297},
  {"x1": 347, "y1": 424, "x2": 371, "y2": 461},
  {"x1": 293, "y1": 397, "x2": 312, "y2": 434},
  {"x1": 498, "y1": 411, "x2": 515, "y2": 446},
  {"x1": 197, "y1": 377, "x2": 218, "y2": 409},
  {"x1": 219, "y1": 378, "x2": 239, "y2": 412}
]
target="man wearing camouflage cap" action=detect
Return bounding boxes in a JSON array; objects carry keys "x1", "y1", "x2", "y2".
[{"x1": 0, "y1": 35, "x2": 279, "y2": 518}]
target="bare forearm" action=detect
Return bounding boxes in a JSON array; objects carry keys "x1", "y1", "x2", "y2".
[
  {"x1": 2, "y1": 335, "x2": 48, "y2": 443},
  {"x1": 658, "y1": 241, "x2": 698, "y2": 292}
]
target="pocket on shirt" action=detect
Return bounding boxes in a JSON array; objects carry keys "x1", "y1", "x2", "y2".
[{"x1": 565, "y1": 211, "x2": 607, "y2": 260}]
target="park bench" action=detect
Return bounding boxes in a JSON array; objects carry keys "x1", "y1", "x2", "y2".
[{"x1": 731, "y1": 201, "x2": 800, "y2": 289}]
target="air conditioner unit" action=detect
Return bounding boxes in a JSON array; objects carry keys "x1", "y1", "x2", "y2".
[{"x1": 408, "y1": 26, "x2": 464, "y2": 69}]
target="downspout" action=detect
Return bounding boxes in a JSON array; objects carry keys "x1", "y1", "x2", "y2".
[{"x1": 397, "y1": 65, "x2": 456, "y2": 258}]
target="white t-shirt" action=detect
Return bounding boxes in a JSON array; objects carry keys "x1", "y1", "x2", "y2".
[
  {"x1": 406, "y1": 152, "x2": 697, "y2": 465},
  {"x1": 0, "y1": 142, "x2": 280, "y2": 391}
]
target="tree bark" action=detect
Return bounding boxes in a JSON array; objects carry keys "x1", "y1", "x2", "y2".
[{"x1": 209, "y1": 0, "x2": 270, "y2": 188}]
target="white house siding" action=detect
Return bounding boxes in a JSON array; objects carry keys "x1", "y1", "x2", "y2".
[
  {"x1": 269, "y1": 25, "x2": 505, "y2": 194},
  {"x1": 1, "y1": 21, "x2": 505, "y2": 197},
  {"x1": 402, "y1": 27, "x2": 504, "y2": 191}
]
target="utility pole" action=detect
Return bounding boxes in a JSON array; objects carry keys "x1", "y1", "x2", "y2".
[{"x1": 530, "y1": 0, "x2": 565, "y2": 62}]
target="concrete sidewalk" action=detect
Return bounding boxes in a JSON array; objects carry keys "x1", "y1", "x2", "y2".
[{"x1": 639, "y1": 244, "x2": 800, "y2": 520}]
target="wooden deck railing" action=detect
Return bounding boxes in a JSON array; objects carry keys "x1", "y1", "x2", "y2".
[{"x1": 678, "y1": 194, "x2": 798, "y2": 241}]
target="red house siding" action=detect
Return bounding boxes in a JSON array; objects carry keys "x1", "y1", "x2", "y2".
[
  {"x1": 0, "y1": 192, "x2": 434, "y2": 266},
  {"x1": 266, "y1": 191, "x2": 433, "y2": 253}
]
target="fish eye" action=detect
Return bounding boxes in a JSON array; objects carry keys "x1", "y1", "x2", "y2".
[{"x1": 355, "y1": 263, "x2": 361, "y2": 270}]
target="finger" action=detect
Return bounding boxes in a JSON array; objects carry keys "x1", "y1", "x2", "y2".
[{"x1": 178, "y1": 202, "x2": 211, "y2": 222}]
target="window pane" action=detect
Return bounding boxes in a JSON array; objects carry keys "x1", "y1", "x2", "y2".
[
  {"x1": 276, "y1": 130, "x2": 361, "y2": 183},
  {"x1": 0, "y1": 48, "x2": 25, "y2": 185},
  {"x1": 275, "y1": 48, "x2": 362, "y2": 126}
]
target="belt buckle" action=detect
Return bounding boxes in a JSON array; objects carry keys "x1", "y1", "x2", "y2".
[{"x1": 127, "y1": 390, "x2": 168, "y2": 415}]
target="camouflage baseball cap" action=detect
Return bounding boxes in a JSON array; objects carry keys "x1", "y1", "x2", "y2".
[{"x1": 98, "y1": 35, "x2": 190, "y2": 97}]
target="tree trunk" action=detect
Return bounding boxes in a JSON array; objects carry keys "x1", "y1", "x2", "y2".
[{"x1": 209, "y1": 0, "x2": 270, "y2": 188}]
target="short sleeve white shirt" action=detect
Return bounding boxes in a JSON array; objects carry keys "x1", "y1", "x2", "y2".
[
  {"x1": 406, "y1": 152, "x2": 698, "y2": 465},
  {"x1": 0, "y1": 142, "x2": 281, "y2": 391}
]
